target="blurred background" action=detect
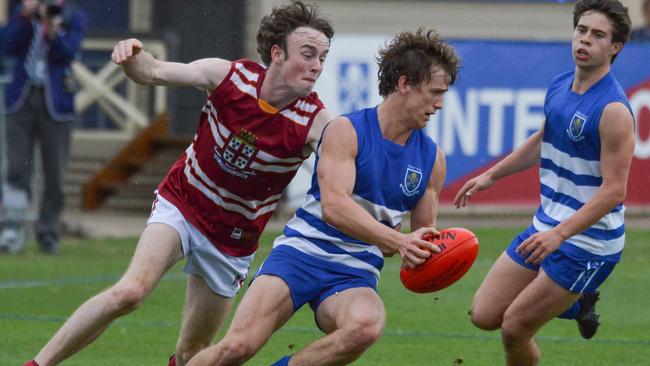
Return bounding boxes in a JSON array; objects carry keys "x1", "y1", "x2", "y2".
[{"x1": 0, "y1": 0, "x2": 648, "y2": 238}]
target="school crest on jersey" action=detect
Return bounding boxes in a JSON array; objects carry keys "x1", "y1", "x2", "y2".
[
  {"x1": 213, "y1": 129, "x2": 258, "y2": 179},
  {"x1": 400, "y1": 166, "x2": 423, "y2": 197},
  {"x1": 567, "y1": 112, "x2": 587, "y2": 141}
]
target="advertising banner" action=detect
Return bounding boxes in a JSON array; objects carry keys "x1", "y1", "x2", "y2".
[{"x1": 301, "y1": 36, "x2": 650, "y2": 207}]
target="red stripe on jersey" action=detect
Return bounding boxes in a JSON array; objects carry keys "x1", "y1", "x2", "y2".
[
  {"x1": 157, "y1": 59, "x2": 324, "y2": 257},
  {"x1": 185, "y1": 152, "x2": 281, "y2": 214}
]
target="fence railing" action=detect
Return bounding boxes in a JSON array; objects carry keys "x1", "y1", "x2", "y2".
[{"x1": 73, "y1": 37, "x2": 168, "y2": 135}]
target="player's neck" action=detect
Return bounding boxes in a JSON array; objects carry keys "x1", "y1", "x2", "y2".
[
  {"x1": 377, "y1": 101, "x2": 412, "y2": 145},
  {"x1": 572, "y1": 64, "x2": 610, "y2": 95},
  {"x1": 258, "y1": 73, "x2": 298, "y2": 111}
]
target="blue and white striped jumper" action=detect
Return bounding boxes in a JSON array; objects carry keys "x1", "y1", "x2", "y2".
[
  {"x1": 272, "y1": 106, "x2": 438, "y2": 284},
  {"x1": 535, "y1": 70, "x2": 633, "y2": 262}
]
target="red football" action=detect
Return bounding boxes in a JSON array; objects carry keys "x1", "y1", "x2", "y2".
[{"x1": 400, "y1": 227, "x2": 479, "y2": 293}]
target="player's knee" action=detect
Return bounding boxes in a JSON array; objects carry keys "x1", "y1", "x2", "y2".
[
  {"x1": 343, "y1": 318, "x2": 384, "y2": 353},
  {"x1": 217, "y1": 336, "x2": 255, "y2": 364},
  {"x1": 501, "y1": 312, "x2": 530, "y2": 344},
  {"x1": 469, "y1": 308, "x2": 501, "y2": 331},
  {"x1": 108, "y1": 283, "x2": 148, "y2": 314}
]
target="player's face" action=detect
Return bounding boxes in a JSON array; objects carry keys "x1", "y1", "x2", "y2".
[
  {"x1": 404, "y1": 67, "x2": 450, "y2": 129},
  {"x1": 572, "y1": 11, "x2": 622, "y2": 69},
  {"x1": 278, "y1": 27, "x2": 330, "y2": 96}
]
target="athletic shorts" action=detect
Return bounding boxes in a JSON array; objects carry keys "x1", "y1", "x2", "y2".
[
  {"x1": 256, "y1": 244, "x2": 377, "y2": 313},
  {"x1": 507, "y1": 226, "x2": 617, "y2": 294},
  {"x1": 147, "y1": 194, "x2": 254, "y2": 298}
]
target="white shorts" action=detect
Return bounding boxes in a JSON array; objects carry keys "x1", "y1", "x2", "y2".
[{"x1": 147, "y1": 194, "x2": 254, "y2": 298}]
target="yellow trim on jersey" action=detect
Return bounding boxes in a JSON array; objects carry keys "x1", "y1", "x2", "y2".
[{"x1": 258, "y1": 98, "x2": 279, "y2": 114}]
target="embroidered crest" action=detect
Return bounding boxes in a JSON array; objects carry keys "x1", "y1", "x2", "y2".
[
  {"x1": 400, "y1": 167, "x2": 423, "y2": 197},
  {"x1": 213, "y1": 128, "x2": 258, "y2": 179},
  {"x1": 567, "y1": 112, "x2": 588, "y2": 141},
  {"x1": 225, "y1": 129, "x2": 257, "y2": 168}
]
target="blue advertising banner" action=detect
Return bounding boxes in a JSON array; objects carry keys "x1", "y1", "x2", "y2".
[
  {"x1": 308, "y1": 36, "x2": 650, "y2": 206},
  {"x1": 436, "y1": 40, "x2": 650, "y2": 182}
]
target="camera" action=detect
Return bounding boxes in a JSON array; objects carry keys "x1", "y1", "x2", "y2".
[{"x1": 41, "y1": 0, "x2": 63, "y2": 17}]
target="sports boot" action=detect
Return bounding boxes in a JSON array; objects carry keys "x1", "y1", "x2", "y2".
[{"x1": 576, "y1": 290, "x2": 600, "y2": 339}]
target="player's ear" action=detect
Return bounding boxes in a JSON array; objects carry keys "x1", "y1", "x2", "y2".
[
  {"x1": 270, "y1": 45, "x2": 285, "y2": 64},
  {"x1": 397, "y1": 75, "x2": 410, "y2": 95},
  {"x1": 610, "y1": 42, "x2": 622, "y2": 58}
]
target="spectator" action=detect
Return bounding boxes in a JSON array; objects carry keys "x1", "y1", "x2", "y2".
[
  {"x1": 0, "y1": 0, "x2": 87, "y2": 254},
  {"x1": 631, "y1": 0, "x2": 650, "y2": 41}
]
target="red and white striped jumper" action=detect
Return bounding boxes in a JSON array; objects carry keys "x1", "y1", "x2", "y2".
[{"x1": 157, "y1": 59, "x2": 324, "y2": 257}]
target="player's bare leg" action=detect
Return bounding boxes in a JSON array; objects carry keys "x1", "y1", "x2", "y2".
[
  {"x1": 34, "y1": 223, "x2": 184, "y2": 366},
  {"x1": 470, "y1": 252, "x2": 537, "y2": 330},
  {"x1": 172, "y1": 274, "x2": 235, "y2": 365},
  {"x1": 186, "y1": 275, "x2": 294, "y2": 366},
  {"x1": 290, "y1": 287, "x2": 385, "y2": 365},
  {"x1": 501, "y1": 269, "x2": 580, "y2": 366}
]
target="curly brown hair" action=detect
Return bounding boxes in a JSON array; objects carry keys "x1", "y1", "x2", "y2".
[
  {"x1": 256, "y1": 1, "x2": 334, "y2": 66},
  {"x1": 377, "y1": 28, "x2": 460, "y2": 98},
  {"x1": 573, "y1": 0, "x2": 631, "y2": 63}
]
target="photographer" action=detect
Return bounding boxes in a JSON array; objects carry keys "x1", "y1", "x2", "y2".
[{"x1": 1, "y1": 0, "x2": 87, "y2": 254}]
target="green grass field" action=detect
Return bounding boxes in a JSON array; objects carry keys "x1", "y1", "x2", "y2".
[{"x1": 1, "y1": 228, "x2": 649, "y2": 365}]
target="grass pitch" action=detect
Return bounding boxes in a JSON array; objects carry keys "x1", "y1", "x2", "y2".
[{"x1": 1, "y1": 228, "x2": 649, "y2": 365}]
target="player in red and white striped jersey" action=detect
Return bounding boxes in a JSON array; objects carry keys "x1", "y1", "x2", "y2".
[{"x1": 23, "y1": 2, "x2": 334, "y2": 366}]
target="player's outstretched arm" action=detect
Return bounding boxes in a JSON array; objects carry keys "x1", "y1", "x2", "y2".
[
  {"x1": 453, "y1": 127, "x2": 544, "y2": 208},
  {"x1": 516, "y1": 102, "x2": 634, "y2": 265},
  {"x1": 317, "y1": 118, "x2": 439, "y2": 268},
  {"x1": 111, "y1": 38, "x2": 230, "y2": 91}
]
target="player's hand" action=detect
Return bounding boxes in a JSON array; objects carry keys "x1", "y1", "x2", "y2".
[
  {"x1": 515, "y1": 230, "x2": 564, "y2": 265},
  {"x1": 452, "y1": 173, "x2": 495, "y2": 209},
  {"x1": 399, "y1": 227, "x2": 441, "y2": 269},
  {"x1": 112, "y1": 38, "x2": 144, "y2": 65}
]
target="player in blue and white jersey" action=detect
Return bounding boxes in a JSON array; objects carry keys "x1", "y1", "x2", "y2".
[
  {"x1": 453, "y1": 1, "x2": 635, "y2": 365},
  {"x1": 186, "y1": 28, "x2": 461, "y2": 366}
]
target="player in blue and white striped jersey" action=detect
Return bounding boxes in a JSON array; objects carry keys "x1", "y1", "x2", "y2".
[
  {"x1": 453, "y1": 1, "x2": 635, "y2": 365},
  {"x1": 186, "y1": 28, "x2": 461, "y2": 366}
]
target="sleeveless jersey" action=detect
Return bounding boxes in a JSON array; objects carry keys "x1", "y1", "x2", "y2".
[
  {"x1": 158, "y1": 59, "x2": 324, "y2": 257},
  {"x1": 272, "y1": 106, "x2": 438, "y2": 282},
  {"x1": 536, "y1": 70, "x2": 633, "y2": 261}
]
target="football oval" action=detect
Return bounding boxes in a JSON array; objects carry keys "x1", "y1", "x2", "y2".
[{"x1": 400, "y1": 227, "x2": 479, "y2": 293}]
